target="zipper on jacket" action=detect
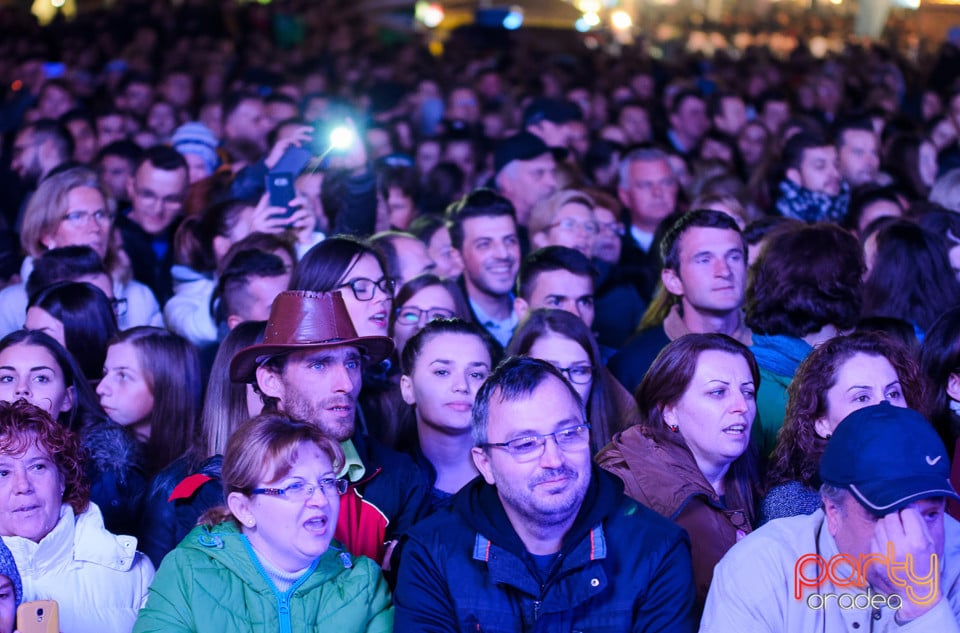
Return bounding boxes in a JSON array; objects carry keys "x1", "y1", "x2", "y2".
[
  {"x1": 533, "y1": 600, "x2": 542, "y2": 621},
  {"x1": 278, "y1": 594, "x2": 291, "y2": 633}
]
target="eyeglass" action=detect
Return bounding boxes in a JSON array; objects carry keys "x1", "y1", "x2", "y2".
[
  {"x1": 395, "y1": 306, "x2": 455, "y2": 326},
  {"x1": 337, "y1": 277, "x2": 396, "y2": 301},
  {"x1": 479, "y1": 424, "x2": 592, "y2": 463},
  {"x1": 135, "y1": 188, "x2": 184, "y2": 209},
  {"x1": 251, "y1": 478, "x2": 349, "y2": 501},
  {"x1": 62, "y1": 209, "x2": 116, "y2": 226},
  {"x1": 551, "y1": 363, "x2": 593, "y2": 385},
  {"x1": 547, "y1": 217, "x2": 599, "y2": 235},
  {"x1": 597, "y1": 221, "x2": 625, "y2": 237},
  {"x1": 110, "y1": 297, "x2": 128, "y2": 318}
]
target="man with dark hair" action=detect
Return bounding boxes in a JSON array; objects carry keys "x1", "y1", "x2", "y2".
[
  {"x1": 264, "y1": 93, "x2": 299, "y2": 129},
  {"x1": 118, "y1": 145, "x2": 189, "y2": 303},
  {"x1": 666, "y1": 89, "x2": 710, "y2": 157},
  {"x1": 609, "y1": 209, "x2": 752, "y2": 393},
  {"x1": 709, "y1": 91, "x2": 748, "y2": 137},
  {"x1": 756, "y1": 89, "x2": 791, "y2": 138},
  {"x1": 231, "y1": 290, "x2": 429, "y2": 574},
  {"x1": 95, "y1": 107, "x2": 127, "y2": 148},
  {"x1": 514, "y1": 246, "x2": 596, "y2": 327},
  {"x1": 775, "y1": 131, "x2": 848, "y2": 223},
  {"x1": 24, "y1": 245, "x2": 114, "y2": 303},
  {"x1": 222, "y1": 91, "x2": 271, "y2": 156},
  {"x1": 11, "y1": 119, "x2": 73, "y2": 187},
  {"x1": 616, "y1": 101, "x2": 653, "y2": 145},
  {"x1": 117, "y1": 71, "x2": 154, "y2": 119},
  {"x1": 96, "y1": 140, "x2": 142, "y2": 209},
  {"x1": 375, "y1": 165, "x2": 419, "y2": 231},
  {"x1": 59, "y1": 109, "x2": 98, "y2": 164},
  {"x1": 703, "y1": 404, "x2": 960, "y2": 631},
  {"x1": 158, "y1": 69, "x2": 194, "y2": 111},
  {"x1": 214, "y1": 249, "x2": 291, "y2": 331},
  {"x1": 395, "y1": 356, "x2": 697, "y2": 631},
  {"x1": 448, "y1": 189, "x2": 521, "y2": 350},
  {"x1": 369, "y1": 230, "x2": 435, "y2": 288},
  {"x1": 843, "y1": 184, "x2": 904, "y2": 236},
  {"x1": 835, "y1": 117, "x2": 881, "y2": 188}
]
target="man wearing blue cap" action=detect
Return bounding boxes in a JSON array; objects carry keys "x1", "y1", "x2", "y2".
[{"x1": 701, "y1": 403, "x2": 960, "y2": 632}]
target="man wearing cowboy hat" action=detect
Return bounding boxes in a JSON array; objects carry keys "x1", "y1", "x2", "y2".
[{"x1": 230, "y1": 289, "x2": 429, "y2": 574}]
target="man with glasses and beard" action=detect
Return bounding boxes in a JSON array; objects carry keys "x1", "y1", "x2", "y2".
[{"x1": 395, "y1": 356, "x2": 696, "y2": 631}]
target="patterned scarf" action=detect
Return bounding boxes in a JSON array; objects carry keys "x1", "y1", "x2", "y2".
[{"x1": 775, "y1": 179, "x2": 849, "y2": 223}]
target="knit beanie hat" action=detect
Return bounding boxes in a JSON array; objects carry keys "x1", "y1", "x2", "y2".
[
  {"x1": 171, "y1": 122, "x2": 220, "y2": 173},
  {"x1": 0, "y1": 540, "x2": 22, "y2": 606}
]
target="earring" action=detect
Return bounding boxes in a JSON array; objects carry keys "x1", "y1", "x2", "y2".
[{"x1": 668, "y1": 423, "x2": 679, "y2": 433}]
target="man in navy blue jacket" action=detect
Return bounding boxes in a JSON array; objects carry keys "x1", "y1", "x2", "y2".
[{"x1": 395, "y1": 356, "x2": 696, "y2": 632}]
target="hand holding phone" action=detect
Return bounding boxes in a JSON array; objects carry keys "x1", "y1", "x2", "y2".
[
  {"x1": 265, "y1": 172, "x2": 296, "y2": 211},
  {"x1": 17, "y1": 600, "x2": 58, "y2": 633}
]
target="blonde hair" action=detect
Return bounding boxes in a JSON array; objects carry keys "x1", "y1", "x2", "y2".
[
  {"x1": 527, "y1": 189, "x2": 595, "y2": 238},
  {"x1": 201, "y1": 413, "x2": 346, "y2": 526},
  {"x1": 20, "y1": 167, "x2": 108, "y2": 258}
]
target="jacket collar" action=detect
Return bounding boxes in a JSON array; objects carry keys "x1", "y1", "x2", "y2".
[
  {"x1": 4, "y1": 503, "x2": 138, "y2": 573},
  {"x1": 610, "y1": 427, "x2": 724, "y2": 520},
  {"x1": 456, "y1": 466, "x2": 623, "y2": 561}
]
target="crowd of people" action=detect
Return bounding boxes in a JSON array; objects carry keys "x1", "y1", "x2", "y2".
[{"x1": 0, "y1": 0, "x2": 959, "y2": 630}]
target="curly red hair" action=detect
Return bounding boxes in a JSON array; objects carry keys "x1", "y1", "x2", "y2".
[{"x1": 0, "y1": 399, "x2": 90, "y2": 515}]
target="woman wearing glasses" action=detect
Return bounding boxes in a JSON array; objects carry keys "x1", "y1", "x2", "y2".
[
  {"x1": 133, "y1": 413, "x2": 393, "y2": 633},
  {"x1": 527, "y1": 190, "x2": 598, "y2": 259},
  {"x1": 390, "y1": 274, "x2": 472, "y2": 355},
  {"x1": 507, "y1": 309, "x2": 639, "y2": 454},
  {"x1": 0, "y1": 166, "x2": 163, "y2": 336},
  {"x1": 596, "y1": 333, "x2": 761, "y2": 610},
  {"x1": 291, "y1": 236, "x2": 395, "y2": 338}
]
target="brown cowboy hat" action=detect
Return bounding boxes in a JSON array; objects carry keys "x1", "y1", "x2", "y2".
[{"x1": 230, "y1": 290, "x2": 394, "y2": 383}]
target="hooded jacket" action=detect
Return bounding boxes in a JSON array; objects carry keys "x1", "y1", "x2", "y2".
[
  {"x1": 597, "y1": 427, "x2": 754, "y2": 606},
  {"x1": 132, "y1": 521, "x2": 393, "y2": 633},
  {"x1": 4, "y1": 503, "x2": 154, "y2": 633},
  {"x1": 394, "y1": 467, "x2": 696, "y2": 632},
  {"x1": 80, "y1": 417, "x2": 149, "y2": 537}
]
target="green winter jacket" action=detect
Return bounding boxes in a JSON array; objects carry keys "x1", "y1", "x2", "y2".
[{"x1": 132, "y1": 521, "x2": 393, "y2": 633}]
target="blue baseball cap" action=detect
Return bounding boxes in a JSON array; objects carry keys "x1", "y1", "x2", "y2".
[{"x1": 820, "y1": 403, "x2": 960, "y2": 515}]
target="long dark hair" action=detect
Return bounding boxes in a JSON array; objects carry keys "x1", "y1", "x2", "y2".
[
  {"x1": 636, "y1": 333, "x2": 761, "y2": 522},
  {"x1": 108, "y1": 327, "x2": 203, "y2": 473},
  {"x1": 290, "y1": 235, "x2": 389, "y2": 292},
  {"x1": 746, "y1": 223, "x2": 863, "y2": 337},
  {"x1": 28, "y1": 281, "x2": 118, "y2": 381},
  {"x1": 920, "y1": 307, "x2": 960, "y2": 458},
  {"x1": 862, "y1": 220, "x2": 960, "y2": 335},
  {"x1": 0, "y1": 329, "x2": 105, "y2": 433},
  {"x1": 768, "y1": 331, "x2": 926, "y2": 490},
  {"x1": 508, "y1": 309, "x2": 639, "y2": 453}
]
